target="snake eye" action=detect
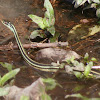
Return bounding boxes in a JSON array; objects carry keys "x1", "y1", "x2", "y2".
[{"x1": 5, "y1": 22, "x2": 8, "y2": 25}]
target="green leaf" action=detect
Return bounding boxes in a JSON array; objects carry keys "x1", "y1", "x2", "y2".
[
  {"x1": 28, "y1": 0, "x2": 55, "y2": 38},
  {"x1": 84, "y1": 62, "x2": 93, "y2": 77},
  {"x1": 96, "y1": 8, "x2": 100, "y2": 18},
  {"x1": 76, "y1": 0, "x2": 84, "y2": 5},
  {"x1": 91, "y1": 57, "x2": 97, "y2": 62},
  {"x1": 82, "y1": 25, "x2": 100, "y2": 39},
  {"x1": 0, "y1": 62, "x2": 14, "y2": 72},
  {"x1": 0, "y1": 68, "x2": 20, "y2": 86},
  {"x1": 44, "y1": 0, "x2": 54, "y2": 18},
  {"x1": 73, "y1": 71, "x2": 83, "y2": 79},
  {"x1": 73, "y1": 85, "x2": 84, "y2": 92},
  {"x1": 88, "y1": 0, "x2": 92, "y2": 3},
  {"x1": 44, "y1": 0, "x2": 55, "y2": 26},
  {"x1": 43, "y1": 17, "x2": 50, "y2": 28},
  {"x1": 72, "y1": 60, "x2": 80, "y2": 67},
  {"x1": 20, "y1": 95, "x2": 30, "y2": 100},
  {"x1": 70, "y1": 56, "x2": 75, "y2": 62},
  {"x1": 74, "y1": 0, "x2": 87, "y2": 8},
  {"x1": 30, "y1": 30, "x2": 42, "y2": 39},
  {"x1": 42, "y1": 78, "x2": 58, "y2": 91},
  {"x1": 83, "y1": 3, "x2": 97, "y2": 11},
  {"x1": 47, "y1": 26, "x2": 55, "y2": 36},
  {"x1": 65, "y1": 93, "x2": 100, "y2": 100},
  {"x1": 92, "y1": 0, "x2": 100, "y2": 4},
  {"x1": 45, "y1": 11, "x2": 50, "y2": 18},
  {"x1": 41, "y1": 92, "x2": 52, "y2": 100},
  {"x1": 65, "y1": 93, "x2": 88, "y2": 99},
  {"x1": 0, "y1": 87, "x2": 9, "y2": 96},
  {"x1": 28, "y1": 15, "x2": 45, "y2": 29},
  {"x1": 84, "y1": 53, "x2": 89, "y2": 61}
]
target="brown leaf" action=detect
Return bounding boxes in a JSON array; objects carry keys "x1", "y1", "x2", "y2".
[{"x1": 5, "y1": 78, "x2": 45, "y2": 100}]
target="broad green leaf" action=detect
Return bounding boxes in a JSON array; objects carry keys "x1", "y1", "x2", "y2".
[
  {"x1": 84, "y1": 62, "x2": 93, "y2": 77},
  {"x1": 96, "y1": 8, "x2": 100, "y2": 18},
  {"x1": 20, "y1": 95, "x2": 30, "y2": 100},
  {"x1": 0, "y1": 68, "x2": 20, "y2": 86},
  {"x1": 28, "y1": 0, "x2": 55, "y2": 38},
  {"x1": 0, "y1": 87, "x2": 9, "y2": 96},
  {"x1": 92, "y1": 0, "x2": 100, "y2": 4},
  {"x1": 30, "y1": 30, "x2": 41, "y2": 39},
  {"x1": 43, "y1": 17, "x2": 50, "y2": 28},
  {"x1": 45, "y1": 11, "x2": 50, "y2": 19},
  {"x1": 44, "y1": 0, "x2": 54, "y2": 18},
  {"x1": 42, "y1": 78, "x2": 57, "y2": 91},
  {"x1": 73, "y1": 71, "x2": 83, "y2": 78},
  {"x1": 28, "y1": 15, "x2": 45, "y2": 29},
  {"x1": 44, "y1": 0, "x2": 55, "y2": 26},
  {"x1": 47, "y1": 26, "x2": 55, "y2": 36},
  {"x1": 49, "y1": 16, "x2": 55, "y2": 26},
  {"x1": 0, "y1": 62, "x2": 14, "y2": 72}
]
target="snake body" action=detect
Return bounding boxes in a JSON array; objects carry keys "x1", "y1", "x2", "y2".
[{"x1": 2, "y1": 21, "x2": 59, "y2": 72}]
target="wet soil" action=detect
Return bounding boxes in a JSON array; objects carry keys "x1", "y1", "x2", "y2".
[{"x1": 0, "y1": 0, "x2": 100, "y2": 100}]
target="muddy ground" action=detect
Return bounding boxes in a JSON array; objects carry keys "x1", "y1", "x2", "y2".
[{"x1": 0, "y1": 0, "x2": 100, "y2": 100}]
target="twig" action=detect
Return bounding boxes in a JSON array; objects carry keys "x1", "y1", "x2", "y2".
[{"x1": 0, "y1": 42, "x2": 68, "y2": 50}]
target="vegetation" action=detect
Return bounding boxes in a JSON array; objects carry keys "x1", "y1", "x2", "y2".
[
  {"x1": 28, "y1": 0, "x2": 55, "y2": 40},
  {"x1": 0, "y1": 62, "x2": 59, "y2": 99},
  {"x1": 73, "y1": 0, "x2": 100, "y2": 18},
  {"x1": 0, "y1": 62, "x2": 20, "y2": 96},
  {"x1": 0, "y1": 0, "x2": 100, "y2": 100},
  {"x1": 40, "y1": 78, "x2": 59, "y2": 100},
  {"x1": 65, "y1": 93, "x2": 100, "y2": 100},
  {"x1": 66, "y1": 53, "x2": 98, "y2": 78}
]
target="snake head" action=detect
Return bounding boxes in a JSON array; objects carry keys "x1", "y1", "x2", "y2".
[{"x1": 1, "y1": 20, "x2": 15, "y2": 33}]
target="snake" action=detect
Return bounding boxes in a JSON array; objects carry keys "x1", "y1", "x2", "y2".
[
  {"x1": 2, "y1": 20, "x2": 100, "y2": 76},
  {"x1": 2, "y1": 20, "x2": 60, "y2": 72}
]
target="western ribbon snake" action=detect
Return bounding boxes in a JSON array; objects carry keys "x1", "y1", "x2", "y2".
[
  {"x1": 2, "y1": 21, "x2": 100, "y2": 76},
  {"x1": 2, "y1": 21, "x2": 60, "y2": 72}
]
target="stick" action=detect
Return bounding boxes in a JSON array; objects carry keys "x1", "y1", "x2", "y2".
[{"x1": 0, "y1": 42, "x2": 68, "y2": 50}]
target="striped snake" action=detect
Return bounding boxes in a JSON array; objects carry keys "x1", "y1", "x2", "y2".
[{"x1": 2, "y1": 20, "x2": 60, "y2": 72}]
